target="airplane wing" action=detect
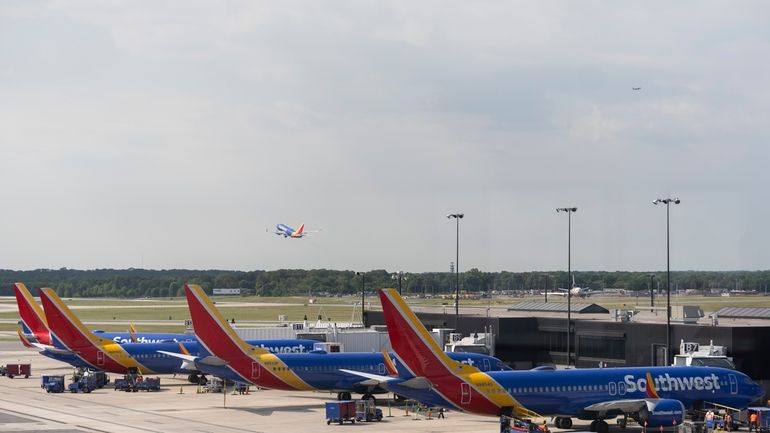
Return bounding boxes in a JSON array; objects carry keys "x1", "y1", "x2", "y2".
[
  {"x1": 157, "y1": 350, "x2": 229, "y2": 367},
  {"x1": 339, "y1": 369, "x2": 433, "y2": 390},
  {"x1": 31, "y1": 342, "x2": 75, "y2": 356},
  {"x1": 584, "y1": 398, "x2": 653, "y2": 414}
]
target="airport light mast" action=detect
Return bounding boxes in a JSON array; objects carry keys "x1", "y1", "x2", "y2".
[
  {"x1": 392, "y1": 271, "x2": 405, "y2": 295},
  {"x1": 447, "y1": 213, "x2": 464, "y2": 322},
  {"x1": 556, "y1": 206, "x2": 577, "y2": 366},
  {"x1": 653, "y1": 197, "x2": 680, "y2": 365},
  {"x1": 356, "y1": 271, "x2": 366, "y2": 326}
]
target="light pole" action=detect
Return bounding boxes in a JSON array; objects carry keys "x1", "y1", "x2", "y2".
[
  {"x1": 649, "y1": 274, "x2": 656, "y2": 310},
  {"x1": 356, "y1": 272, "x2": 366, "y2": 325},
  {"x1": 544, "y1": 274, "x2": 549, "y2": 303},
  {"x1": 447, "y1": 213, "x2": 464, "y2": 319},
  {"x1": 653, "y1": 197, "x2": 680, "y2": 365},
  {"x1": 392, "y1": 271, "x2": 405, "y2": 296},
  {"x1": 556, "y1": 206, "x2": 577, "y2": 366}
]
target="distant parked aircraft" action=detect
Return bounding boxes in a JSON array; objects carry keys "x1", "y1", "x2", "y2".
[{"x1": 271, "y1": 223, "x2": 319, "y2": 238}]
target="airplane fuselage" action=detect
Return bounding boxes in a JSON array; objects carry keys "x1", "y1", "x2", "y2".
[{"x1": 415, "y1": 366, "x2": 763, "y2": 417}]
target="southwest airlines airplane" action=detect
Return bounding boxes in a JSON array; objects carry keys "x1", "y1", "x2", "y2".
[
  {"x1": 178, "y1": 284, "x2": 510, "y2": 401},
  {"x1": 272, "y1": 223, "x2": 313, "y2": 238},
  {"x1": 378, "y1": 288, "x2": 764, "y2": 433},
  {"x1": 36, "y1": 287, "x2": 316, "y2": 380},
  {"x1": 14, "y1": 282, "x2": 193, "y2": 347}
]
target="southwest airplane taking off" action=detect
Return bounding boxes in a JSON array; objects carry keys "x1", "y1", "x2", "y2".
[
  {"x1": 272, "y1": 223, "x2": 315, "y2": 238},
  {"x1": 37, "y1": 287, "x2": 316, "y2": 379},
  {"x1": 14, "y1": 282, "x2": 193, "y2": 347},
  {"x1": 180, "y1": 284, "x2": 510, "y2": 401},
  {"x1": 378, "y1": 288, "x2": 764, "y2": 433}
]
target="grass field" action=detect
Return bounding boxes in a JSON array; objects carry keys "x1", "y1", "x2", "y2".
[
  {"x1": 2, "y1": 294, "x2": 769, "y2": 324},
  {"x1": 0, "y1": 301, "x2": 361, "y2": 322}
]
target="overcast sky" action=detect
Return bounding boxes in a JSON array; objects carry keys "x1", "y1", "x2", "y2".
[{"x1": 2, "y1": 1, "x2": 769, "y2": 273}]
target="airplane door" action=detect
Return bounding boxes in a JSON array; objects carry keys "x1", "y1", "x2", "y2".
[
  {"x1": 378, "y1": 363, "x2": 386, "y2": 375},
  {"x1": 251, "y1": 362, "x2": 260, "y2": 380},
  {"x1": 96, "y1": 351, "x2": 105, "y2": 366},
  {"x1": 461, "y1": 383, "x2": 471, "y2": 404},
  {"x1": 729, "y1": 374, "x2": 738, "y2": 394},
  {"x1": 483, "y1": 359, "x2": 491, "y2": 371}
]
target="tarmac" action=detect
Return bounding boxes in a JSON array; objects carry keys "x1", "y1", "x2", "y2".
[{"x1": 0, "y1": 343, "x2": 636, "y2": 433}]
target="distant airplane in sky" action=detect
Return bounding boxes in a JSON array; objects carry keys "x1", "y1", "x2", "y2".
[
  {"x1": 271, "y1": 223, "x2": 319, "y2": 238},
  {"x1": 632, "y1": 87, "x2": 642, "y2": 90}
]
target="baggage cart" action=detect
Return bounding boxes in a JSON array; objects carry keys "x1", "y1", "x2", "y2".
[
  {"x1": 5, "y1": 363, "x2": 31, "y2": 379},
  {"x1": 326, "y1": 401, "x2": 357, "y2": 425}
]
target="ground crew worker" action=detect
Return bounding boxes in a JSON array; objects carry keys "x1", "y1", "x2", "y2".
[
  {"x1": 725, "y1": 413, "x2": 733, "y2": 432},
  {"x1": 749, "y1": 411, "x2": 759, "y2": 433},
  {"x1": 438, "y1": 408, "x2": 445, "y2": 419},
  {"x1": 538, "y1": 420, "x2": 550, "y2": 433}
]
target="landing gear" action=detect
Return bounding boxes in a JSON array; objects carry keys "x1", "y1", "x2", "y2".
[
  {"x1": 618, "y1": 415, "x2": 628, "y2": 429},
  {"x1": 555, "y1": 417, "x2": 573, "y2": 429},
  {"x1": 361, "y1": 393, "x2": 376, "y2": 403},
  {"x1": 393, "y1": 394, "x2": 406, "y2": 402},
  {"x1": 337, "y1": 392, "x2": 352, "y2": 400},
  {"x1": 589, "y1": 419, "x2": 609, "y2": 433}
]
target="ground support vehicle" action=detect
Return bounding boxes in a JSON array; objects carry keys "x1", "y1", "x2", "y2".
[
  {"x1": 4, "y1": 363, "x2": 31, "y2": 379},
  {"x1": 745, "y1": 408, "x2": 770, "y2": 433},
  {"x1": 68, "y1": 375, "x2": 97, "y2": 393},
  {"x1": 41, "y1": 375, "x2": 65, "y2": 393},
  {"x1": 355, "y1": 399, "x2": 383, "y2": 422},
  {"x1": 136, "y1": 377, "x2": 161, "y2": 392},
  {"x1": 326, "y1": 401, "x2": 357, "y2": 425}
]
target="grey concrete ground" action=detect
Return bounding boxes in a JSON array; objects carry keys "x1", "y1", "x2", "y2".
[{"x1": 0, "y1": 343, "x2": 636, "y2": 433}]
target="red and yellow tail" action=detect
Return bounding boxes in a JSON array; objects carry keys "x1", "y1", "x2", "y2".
[
  {"x1": 379, "y1": 288, "x2": 538, "y2": 418},
  {"x1": 13, "y1": 282, "x2": 52, "y2": 345},
  {"x1": 39, "y1": 288, "x2": 148, "y2": 373},
  {"x1": 184, "y1": 284, "x2": 312, "y2": 391},
  {"x1": 128, "y1": 323, "x2": 138, "y2": 343},
  {"x1": 292, "y1": 224, "x2": 305, "y2": 237}
]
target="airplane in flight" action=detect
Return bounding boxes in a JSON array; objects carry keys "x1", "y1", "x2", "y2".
[
  {"x1": 174, "y1": 284, "x2": 510, "y2": 402},
  {"x1": 271, "y1": 223, "x2": 319, "y2": 238},
  {"x1": 35, "y1": 287, "x2": 316, "y2": 381},
  {"x1": 378, "y1": 288, "x2": 764, "y2": 433}
]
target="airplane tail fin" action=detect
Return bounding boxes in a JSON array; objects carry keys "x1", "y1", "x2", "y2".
[
  {"x1": 13, "y1": 282, "x2": 52, "y2": 345},
  {"x1": 378, "y1": 288, "x2": 465, "y2": 379},
  {"x1": 128, "y1": 323, "x2": 138, "y2": 343},
  {"x1": 39, "y1": 287, "x2": 109, "y2": 349},
  {"x1": 293, "y1": 223, "x2": 305, "y2": 237},
  {"x1": 39, "y1": 288, "x2": 146, "y2": 373},
  {"x1": 378, "y1": 288, "x2": 541, "y2": 418},
  {"x1": 184, "y1": 284, "x2": 270, "y2": 357},
  {"x1": 382, "y1": 350, "x2": 399, "y2": 377},
  {"x1": 17, "y1": 327, "x2": 33, "y2": 348}
]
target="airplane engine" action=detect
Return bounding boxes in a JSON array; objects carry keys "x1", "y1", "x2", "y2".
[{"x1": 635, "y1": 399, "x2": 685, "y2": 428}]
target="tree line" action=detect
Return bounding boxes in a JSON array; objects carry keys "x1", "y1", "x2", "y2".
[{"x1": 1, "y1": 268, "x2": 769, "y2": 298}]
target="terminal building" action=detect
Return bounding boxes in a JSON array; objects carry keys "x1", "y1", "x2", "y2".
[{"x1": 365, "y1": 302, "x2": 770, "y2": 393}]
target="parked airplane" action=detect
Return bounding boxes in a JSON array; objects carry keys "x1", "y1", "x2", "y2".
[
  {"x1": 14, "y1": 283, "x2": 194, "y2": 347},
  {"x1": 176, "y1": 284, "x2": 510, "y2": 401},
  {"x1": 378, "y1": 288, "x2": 764, "y2": 433},
  {"x1": 37, "y1": 287, "x2": 316, "y2": 380},
  {"x1": 541, "y1": 276, "x2": 600, "y2": 298},
  {"x1": 272, "y1": 223, "x2": 317, "y2": 238}
]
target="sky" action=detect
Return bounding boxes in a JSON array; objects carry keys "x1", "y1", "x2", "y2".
[{"x1": 1, "y1": 1, "x2": 769, "y2": 273}]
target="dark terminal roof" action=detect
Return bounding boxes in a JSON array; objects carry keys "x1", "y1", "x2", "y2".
[
  {"x1": 713, "y1": 307, "x2": 770, "y2": 320},
  {"x1": 507, "y1": 302, "x2": 609, "y2": 314}
]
